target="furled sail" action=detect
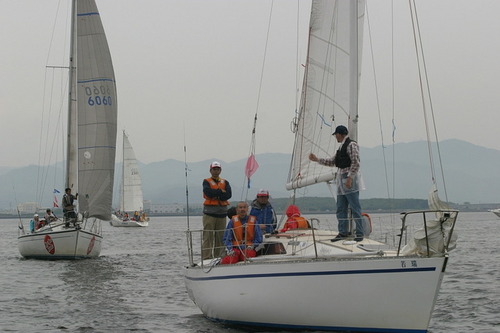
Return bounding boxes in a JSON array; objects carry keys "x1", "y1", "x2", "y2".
[
  {"x1": 286, "y1": 0, "x2": 365, "y2": 190},
  {"x1": 76, "y1": 0, "x2": 117, "y2": 220}
]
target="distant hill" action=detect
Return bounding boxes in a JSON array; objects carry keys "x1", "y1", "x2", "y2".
[{"x1": 1, "y1": 139, "x2": 499, "y2": 210}]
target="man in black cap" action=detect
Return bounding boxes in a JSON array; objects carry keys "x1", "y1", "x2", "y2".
[
  {"x1": 62, "y1": 187, "x2": 78, "y2": 226},
  {"x1": 309, "y1": 125, "x2": 364, "y2": 242}
]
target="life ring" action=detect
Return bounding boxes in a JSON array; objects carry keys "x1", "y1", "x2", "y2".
[{"x1": 362, "y1": 213, "x2": 373, "y2": 234}]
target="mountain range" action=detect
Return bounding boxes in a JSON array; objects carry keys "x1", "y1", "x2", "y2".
[{"x1": 1, "y1": 139, "x2": 499, "y2": 210}]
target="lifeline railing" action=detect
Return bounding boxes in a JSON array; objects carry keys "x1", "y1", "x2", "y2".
[{"x1": 396, "y1": 209, "x2": 459, "y2": 257}]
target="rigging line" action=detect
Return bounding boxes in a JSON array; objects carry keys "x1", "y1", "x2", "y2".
[
  {"x1": 391, "y1": 0, "x2": 396, "y2": 212},
  {"x1": 39, "y1": 69, "x2": 58, "y2": 205},
  {"x1": 183, "y1": 126, "x2": 191, "y2": 231},
  {"x1": 294, "y1": 0, "x2": 301, "y2": 114},
  {"x1": 366, "y1": 3, "x2": 391, "y2": 200},
  {"x1": 412, "y1": 1, "x2": 449, "y2": 203},
  {"x1": 241, "y1": 0, "x2": 275, "y2": 201},
  {"x1": 408, "y1": 0, "x2": 436, "y2": 184}
]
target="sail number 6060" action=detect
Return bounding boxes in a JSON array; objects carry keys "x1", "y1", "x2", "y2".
[{"x1": 85, "y1": 85, "x2": 113, "y2": 106}]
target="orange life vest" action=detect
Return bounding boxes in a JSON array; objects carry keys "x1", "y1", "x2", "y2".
[
  {"x1": 231, "y1": 215, "x2": 257, "y2": 248},
  {"x1": 203, "y1": 177, "x2": 230, "y2": 206},
  {"x1": 295, "y1": 216, "x2": 309, "y2": 229}
]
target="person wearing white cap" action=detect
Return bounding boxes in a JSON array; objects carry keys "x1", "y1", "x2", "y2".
[
  {"x1": 29, "y1": 214, "x2": 38, "y2": 233},
  {"x1": 250, "y1": 189, "x2": 277, "y2": 234},
  {"x1": 32, "y1": 214, "x2": 44, "y2": 230},
  {"x1": 202, "y1": 161, "x2": 232, "y2": 259}
]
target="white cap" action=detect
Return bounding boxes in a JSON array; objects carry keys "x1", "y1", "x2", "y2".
[
  {"x1": 210, "y1": 161, "x2": 221, "y2": 169},
  {"x1": 34, "y1": 214, "x2": 39, "y2": 217},
  {"x1": 257, "y1": 189, "x2": 269, "y2": 197}
]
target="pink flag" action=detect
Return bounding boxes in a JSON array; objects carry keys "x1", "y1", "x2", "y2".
[
  {"x1": 245, "y1": 154, "x2": 259, "y2": 188},
  {"x1": 53, "y1": 196, "x2": 59, "y2": 208}
]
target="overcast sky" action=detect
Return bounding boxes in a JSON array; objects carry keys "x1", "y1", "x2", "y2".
[{"x1": 1, "y1": 0, "x2": 499, "y2": 168}]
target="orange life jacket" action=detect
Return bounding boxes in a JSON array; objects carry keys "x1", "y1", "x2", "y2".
[
  {"x1": 203, "y1": 177, "x2": 230, "y2": 206},
  {"x1": 281, "y1": 216, "x2": 309, "y2": 232},
  {"x1": 295, "y1": 216, "x2": 309, "y2": 229},
  {"x1": 231, "y1": 215, "x2": 257, "y2": 248}
]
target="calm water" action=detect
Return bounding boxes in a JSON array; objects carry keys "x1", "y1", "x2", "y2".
[{"x1": 1, "y1": 212, "x2": 499, "y2": 332}]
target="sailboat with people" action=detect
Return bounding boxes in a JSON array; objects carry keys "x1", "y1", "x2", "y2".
[
  {"x1": 184, "y1": 1, "x2": 459, "y2": 332},
  {"x1": 18, "y1": 0, "x2": 117, "y2": 259},
  {"x1": 110, "y1": 130, "x2": 149, "y2": 227}
]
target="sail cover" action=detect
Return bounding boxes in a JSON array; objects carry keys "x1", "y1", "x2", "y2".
[
  {"x1": 286, "y1": 0, "x2": 365, "y2": 190},
  {"x1": 76, "y1": 0, "x2": 117, "y2": 220},
  {"x1": 121, "y1": 132, "x2": 144, "y2": 212}
]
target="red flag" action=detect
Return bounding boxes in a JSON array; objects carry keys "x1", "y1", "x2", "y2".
[
  {"x1": 53, "y1": 196, "x2": 59, "y2": 208},
  {"x1": 245, "y1": 154, "x2": 259, "y2": 179}
]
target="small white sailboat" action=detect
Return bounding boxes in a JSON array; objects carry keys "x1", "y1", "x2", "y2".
[
  {"x1": 184, "y1": 1, "x2": 459, "y2": 332},
  {"x1": 18, "y1": 0, "x2": 117, "y2": 259},
  {"x1": 110, "y1": 131, "x2": 149, "y2": 227},
  {"x1": 489, "y1": 208, "x2": 500, "y2": 218}
]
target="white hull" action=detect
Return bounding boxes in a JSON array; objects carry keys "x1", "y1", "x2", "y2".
[
  {"x1": 489, "y1": 208, "x2": 500, "y2": 218},
  {"x1": 18, "y1": 221, "x2": 102, "y2": 259},
  {"x1": 185, "y1": 255, "x2": 446, "y2": 332},
  {"x1": 109, "y1": 214, "x2": 149, "y2": 227}
]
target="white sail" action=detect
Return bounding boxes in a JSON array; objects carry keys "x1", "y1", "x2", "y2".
[
  {"x1": 286, "y1": 0, "x2": 365, "y2": 190},
  {"x1": 120, "y1": 132, "x2": 144, "y2": 212},
  {"x1": 75, "y1": 0, "x2": 117, "y2": 221}
]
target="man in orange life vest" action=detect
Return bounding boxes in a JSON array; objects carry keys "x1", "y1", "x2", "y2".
[
  {"x1": 202, "y1": 161, "x2": 232, "y2": 259},
  {"x1": 221, "y1": 201, "x2": 263, "y2": 265}
]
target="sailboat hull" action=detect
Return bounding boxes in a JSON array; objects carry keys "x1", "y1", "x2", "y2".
[
  {"x1": 109, "y1": 214, "x2": 149, "y2": 227},
  {"x1": 185, "y1": 255, "x2": 446, "y2": 332},
  {"x1": 18, "y1": 223, "x2": 102, "y2": 259},
  {"x1": 489, "y1": 208, "x2": 500, "y2": 218}
]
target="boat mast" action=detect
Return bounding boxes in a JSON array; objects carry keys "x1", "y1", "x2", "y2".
[
  {"x1": 121, "y1": 130, "x2": 125, "y2": 212},
  {"x1": 65, "y1": 0, "x2": 78, "y2": 190},
  {"x1": 348, "y1": 0, "x2": 359, "y2": 142}
]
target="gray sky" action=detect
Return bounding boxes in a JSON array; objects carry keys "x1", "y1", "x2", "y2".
[{"x1": 1, "y1": 0, "x2": 499, "y2": 168}]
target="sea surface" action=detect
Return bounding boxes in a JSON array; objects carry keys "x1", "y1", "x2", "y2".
[{"x1": 1, "y1": 212, "x2": 499, "y2": 333}]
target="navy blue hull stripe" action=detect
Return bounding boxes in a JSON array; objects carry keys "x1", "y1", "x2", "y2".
[{"x1": 186, "y1": 266, "x2": 437, "y2": 281}]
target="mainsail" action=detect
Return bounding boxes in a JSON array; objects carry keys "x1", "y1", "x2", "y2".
[
  {"x1": 120, "y1": 132, "x2": 144, "y2": 212},
  {"x1": 286, "y1": 0, "x2": 365, "y2": 190},
  {"x1": 74, "y1": 0, "x2": 118, "y2": 220}
]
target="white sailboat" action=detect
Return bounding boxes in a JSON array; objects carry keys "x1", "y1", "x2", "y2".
[
  {"x1": 184, "y1": 1, "x2": 459, "y2": 332},
  {"x1": 18, "y1": 0, "x2": 117, "y2": 259},
  {"x1": 489, "y1": 208, "x2": 500, "y2": 218},
  {"x1": 110, "y1": 131, "x2": 149, "y2": 227}
]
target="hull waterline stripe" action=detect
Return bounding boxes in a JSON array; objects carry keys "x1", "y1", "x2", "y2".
[
  {"x1": 185, "y1": 266, "x2": 437, "y2": 281},
  {"x1": 213, "y1": 317, "x2": 427, "y2": 333}
]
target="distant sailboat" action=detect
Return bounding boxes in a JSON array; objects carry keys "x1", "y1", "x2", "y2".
[
  {"x1": 184, "y1": 1, "x2": 459, "y2": 331},
  {"x1": 489, "y1": 208, "x2": 500, "y2": 218},
  {"x1": 18, "y1": 0, "x2": 117, "y2": 259},
  {"x1": 110, "y1": 131, "x2": 149, "y2": 227}
]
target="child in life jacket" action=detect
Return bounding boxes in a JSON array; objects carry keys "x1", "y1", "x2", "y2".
[{"x1": 280, "y1": 205, "x2": 310, "y2": 232}]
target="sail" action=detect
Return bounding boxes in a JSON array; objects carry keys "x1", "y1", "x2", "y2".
[
  {"x1": 286, "y1": 0, "x2": 365, "y2": 190},
  {"x1": 120, "y1": 132, "x2": 144, "y2": 212},
  {"x1": 75, "y1": 0, "x2": 117, "y2": 220}
]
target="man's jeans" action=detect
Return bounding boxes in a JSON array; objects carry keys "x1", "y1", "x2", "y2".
[{"x1": 336, "y1": 191, "x2": 363, "y2": 237}]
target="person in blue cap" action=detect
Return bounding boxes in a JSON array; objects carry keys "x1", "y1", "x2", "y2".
[{"x1": 309, "y1": 125, "x2": 364, "y2": 242}]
